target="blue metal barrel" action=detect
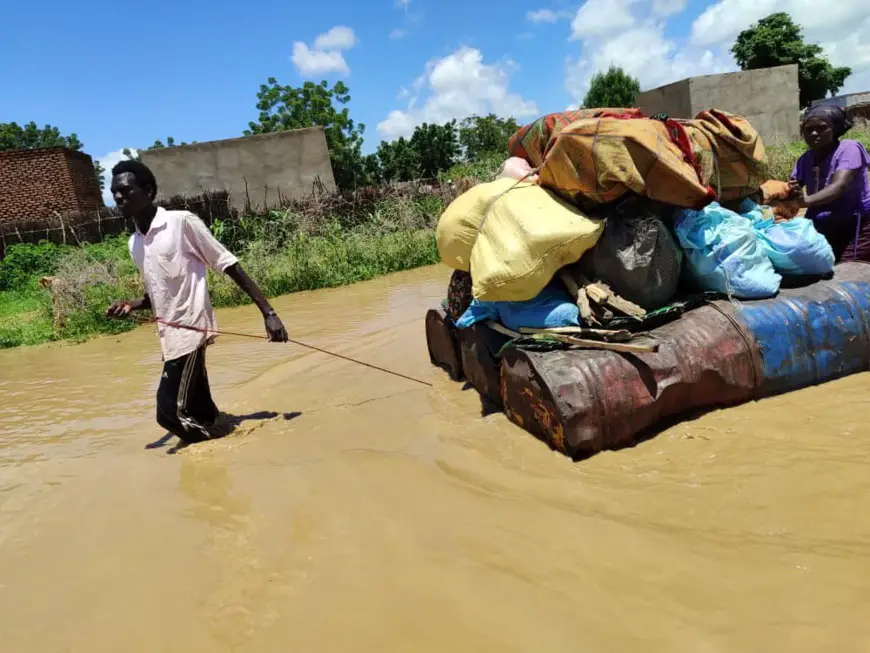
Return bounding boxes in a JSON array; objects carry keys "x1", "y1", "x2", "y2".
[{"x1": 712, "y1": 261, "x2": 870, "y2": 398}]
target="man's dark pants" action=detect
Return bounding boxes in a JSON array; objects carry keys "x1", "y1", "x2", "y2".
[{"x1": 156, "y1": 344, "x2": 220, "y2": 443}]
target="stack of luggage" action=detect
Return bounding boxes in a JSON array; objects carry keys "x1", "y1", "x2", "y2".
[{"x1": 427, "y1": 108, "x2": 846, "y2": 459}]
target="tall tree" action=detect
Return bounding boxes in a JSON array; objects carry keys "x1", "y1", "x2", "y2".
[
  {"x1": 376, "y1": 122, "x2": 460, "y2": 182},
  {"x1": 410, "y1": 121, "x2": 459, "y2": 179},
  {"x1": 732, "y1": 13, "x2": 851, "y2": 108},
  {"x1": 0, "y1": 121, "x2": 83, "y2": 151},
  {"x1": 582, "y1": 67, "x2": 641, "y2": 109},
  {"x1": 377, "y1": 137, "x2": 420, "y2": 182},
  {"x1": 458, "y1": 114, "x2": 519, "y2": 161},
  {"x1": 245, "y1": 78, "x2": 370, "y2": 189}
]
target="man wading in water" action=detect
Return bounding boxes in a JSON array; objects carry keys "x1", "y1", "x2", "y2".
[{"x1": 105, "y1": 160, "x2": 288, "y2": 444}]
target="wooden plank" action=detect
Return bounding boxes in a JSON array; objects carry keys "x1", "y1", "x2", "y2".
[
  {"x1": 488, "y1": 321, "x2": 658, "y2": 353},
  {"x1": 585, "y1": 282, "x2": 646, "y2": 319},
  {"x1": 486, "y1": 321, "x2": 521, "y2": 339},
  {"x1": 559, "y1": 270, "x2": 597, "y2": 325},
  {"x1": 549, "y1": 333, "x2": 659, "y2": 353},
  {"x1": 518, "y1": 327, "x2": 634, "y2": 342},
  {"x1": 606, "y1": 294, "x2": 647, "y2": 319},
  {"x1": 585, "y1": 282, "x2": 611, "y2": 305}
]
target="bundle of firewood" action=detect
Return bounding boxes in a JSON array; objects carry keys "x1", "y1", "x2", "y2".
[{"x1": 558, "y1": 263, "x2": 646, "y2": 327}]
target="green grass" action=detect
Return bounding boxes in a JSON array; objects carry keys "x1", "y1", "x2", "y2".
[
  {"x1": 0, "y1": 227, "x2": 440, "y2": 349},
  {"x1": 0, "y1": 289, "x2": 53, "y2": 348}
]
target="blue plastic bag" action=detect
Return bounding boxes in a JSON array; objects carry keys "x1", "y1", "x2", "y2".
[
  {"x1": 674, "y1": 202, "x2": 781, "y2": 299},
  {"x1": 456, "y1": 283, "x2": 579, "y2": 331},
  {"x1": 737, "y1": 199, "x2": 835, "y2": 276}
]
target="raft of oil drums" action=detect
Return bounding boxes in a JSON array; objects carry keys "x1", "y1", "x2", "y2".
[{"x1": 426, "y1": 261, "x2": 870, "y2": 459}]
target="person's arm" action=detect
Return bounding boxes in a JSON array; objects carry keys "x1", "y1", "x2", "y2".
[
  {"x1": 106, "y1": 292, "x2": 151, "y2": 318},
  {"x1": 224, "y1": 263, "x2": 287, "y2": 342},
  {"x1": 801, "y1": 168, "x2": 859, "y2": 208},
  {"x1": 183, "y1": 214, "x2": 288, "y2": 342}
]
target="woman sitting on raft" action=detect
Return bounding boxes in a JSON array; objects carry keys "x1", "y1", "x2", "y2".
[{"x1": 790, "y1": 105, "x2": 870, "y2": 261}]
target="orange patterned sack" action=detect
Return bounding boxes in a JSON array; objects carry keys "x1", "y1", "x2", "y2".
[
  {"x1": 508, "y1": 108, "x2": 768, "y2": 210},
  {"x1": 534, "y1": 114, "x2": 717, "y2": 209},
  {"x1": 683, "y1": 110, "x2": 768, "y2": 203},
  {"x1": 508, "y1": 108, "x2": 643, "y2": 168}
]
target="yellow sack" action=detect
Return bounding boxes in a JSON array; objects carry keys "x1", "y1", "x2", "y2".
[
  {"x1": 436, "y1": 178, "x2": 521, "y2": 271},
  {"x1": 470, "y1": 183, "x2": 603, "y2": 302}
]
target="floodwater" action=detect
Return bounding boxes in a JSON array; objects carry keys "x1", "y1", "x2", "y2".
[{"x1": 1, "y1": 264, "x2": 869, "y2": 652}]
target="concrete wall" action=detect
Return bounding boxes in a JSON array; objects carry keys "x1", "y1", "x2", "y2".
[
  {"x1": 635, "y1": 79, "x2": 692, "y2": 122},
  {"x1": 140, "y1": 126, "x2": 335, "y2": 212},
  {"x1": 636, "y1": 65, "x2": 800, "y2": 145}
]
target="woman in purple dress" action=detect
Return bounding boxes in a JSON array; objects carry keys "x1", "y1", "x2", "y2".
[{"x1": 789, "y1": 105, "x2": 870, "y2": 262}]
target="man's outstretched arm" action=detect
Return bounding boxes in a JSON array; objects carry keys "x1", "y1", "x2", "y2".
[{"x1": 225, "y1": 263, "x2": 288, "y2": 342}]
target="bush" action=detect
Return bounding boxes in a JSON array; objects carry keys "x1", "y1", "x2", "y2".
[
  {"x1": 47, "y1": 244, "x2": 143, "y2": 342},
  {"x1": 438, "y1": 152, "x2": 503, "y2": 183},
  {"x1": 0, "y1": 241, "x2": 63, "y2": 291}
]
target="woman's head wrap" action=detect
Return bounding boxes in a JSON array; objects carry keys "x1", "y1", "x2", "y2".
[{"x1": 801, "y1": 104, "x2": 854, "y2": 138}]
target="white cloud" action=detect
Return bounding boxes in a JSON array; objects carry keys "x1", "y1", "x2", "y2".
[
  {"x1": 395, "y1": 0, "x2": 410, "y2": 9},
  {"x1": 291, "y1": 26, "x2": 357, "y2": 77},
  {"x1": 292, "y1": 43, "x2": 350, "y2": 76},
  {"x1": 313, "y1": 25, "x2": 357, "y2": 51},
  {"x1": 571, "y1": 0, "x2": 636, "y2": 39},
  {"x1": 566, "y1": 23, "x2": 735, "y2": 105},
  {"x1": 377, "y1": 47, "x2": 539, "y2": 141},
  {"x1": 527, "y1": 9, "x2": 558, "y2": 24},
  {"x1": 389, "y1": 28, "x2": 408, "y2": 40},
  {"x1": 690, "y1": 1, "x2": 870, "y2": 95},
  {"x1": 97, "y1": 148, "x2": 139, "y2": 206},
  {"x1": 823, "y1": 15, "x2": 870, "y2": 95},
  {"x1": 564, "y1": 0, "x2": 868, "y2": 109},
  {"x1": 690, "y1": 0, "x2": 865, "y2": 48},
  {"x1": 652, "y1": 0, "x2": 687, "y2": 17}
]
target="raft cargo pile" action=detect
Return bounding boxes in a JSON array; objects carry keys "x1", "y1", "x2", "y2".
[{"x1": 424, "y1": 107, "x2": 870, "y2": 459}]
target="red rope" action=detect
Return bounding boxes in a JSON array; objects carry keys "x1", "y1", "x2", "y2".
[{"x1": 129, "y1": 314, "x2": 433, "y2": 387}]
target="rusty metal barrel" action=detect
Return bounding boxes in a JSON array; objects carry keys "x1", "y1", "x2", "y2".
[
  {"x1": 500, "y1": 262, "x2": 870, "y2": 457},
  {"x1": 425, "y1": 308, "x2": 463, "y2": 382},
  {"x1": 458, "y1": 324, "x2": 510, "y2": 407},
  {"x1": 501, "y1": 304, "x2": 757, "y2": 457}
]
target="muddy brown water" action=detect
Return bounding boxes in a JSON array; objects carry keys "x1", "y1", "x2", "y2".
[{"x1": 1, "y1": 264, "x2": 869, "y2": 652}]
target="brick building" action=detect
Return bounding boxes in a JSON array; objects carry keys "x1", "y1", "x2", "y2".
[{"x1": 0, "y1": 147, "x2": 104, "y2": 228}]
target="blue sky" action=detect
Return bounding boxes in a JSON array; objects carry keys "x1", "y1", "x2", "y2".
[{"x1": 3, "y1": 0, "x2": 867, "y2": 203}]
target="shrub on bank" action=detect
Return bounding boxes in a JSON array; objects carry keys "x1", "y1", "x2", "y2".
[{"x1": 0, "y1": 222, "x2": 441, "y2": 348}]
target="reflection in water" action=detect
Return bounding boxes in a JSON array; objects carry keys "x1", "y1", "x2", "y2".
[{"x1": 1, "y1": 264, "x2": 869, "y2": 652}]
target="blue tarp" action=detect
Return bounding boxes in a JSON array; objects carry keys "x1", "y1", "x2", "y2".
[
  {"x1": 674, "y1": 201, "x2": 782, "y2": 299},
  {"x1": 737, "y1": 199, "x2": 835, "y2": 277},
  {"x1": 456, "y1": 283, "x2": 579, "y2": 331}
]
